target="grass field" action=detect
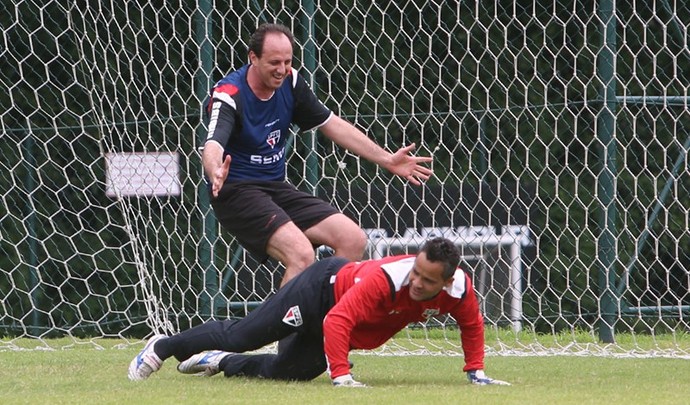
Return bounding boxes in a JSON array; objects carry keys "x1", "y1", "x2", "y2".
[{"x1": 1, "y1": 339, "x2": 689, "y2": 405}]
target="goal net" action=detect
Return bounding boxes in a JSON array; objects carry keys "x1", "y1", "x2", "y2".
[{"x1": 1, "y1": 1, "x2": 689, "y2": 358}]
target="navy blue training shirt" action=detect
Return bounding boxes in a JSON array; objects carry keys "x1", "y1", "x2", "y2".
[{"x1": 205, "y1": 64, "x2": 332, "y2": 182}]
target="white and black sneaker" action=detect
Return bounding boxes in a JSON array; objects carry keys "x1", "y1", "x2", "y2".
[{"x1": 177, "y1": 350, "x2": 232, "y2": 377}]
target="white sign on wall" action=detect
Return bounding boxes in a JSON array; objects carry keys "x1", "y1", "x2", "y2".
[{"x1": 105, "y1": 152, "x2": 181, "y2": 197}]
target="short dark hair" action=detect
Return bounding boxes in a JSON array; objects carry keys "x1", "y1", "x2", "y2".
[
  {"x1": 419, "y1": 237, "x2": 461, "y2": 280},
  {"x1": 248, "y1": 23, "x2": 294, "y2": 58}
]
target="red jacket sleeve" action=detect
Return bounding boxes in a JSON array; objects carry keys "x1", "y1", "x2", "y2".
[
  {"x1": 451, "y1": 272, "x2": 486, "y2": 372},
  {"x1": 322, "y1": 269, "x2": 391, "y2": 378}
]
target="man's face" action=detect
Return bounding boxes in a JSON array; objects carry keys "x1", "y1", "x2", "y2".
[
  {"x1": 407, "y1": 251, "x2": 453, "y2": 301},
  {"x1": 249, "y1": 32, "x2": 293, "y2": 91}
]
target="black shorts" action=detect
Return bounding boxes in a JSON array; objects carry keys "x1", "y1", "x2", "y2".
[{"x1": 211, "y1": 181, "x2": 340, "y2": 260}]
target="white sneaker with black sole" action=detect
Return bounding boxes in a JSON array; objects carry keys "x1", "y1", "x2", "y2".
[{"x1": 128, "y1": 334, "x2": 167, "y2": 381}]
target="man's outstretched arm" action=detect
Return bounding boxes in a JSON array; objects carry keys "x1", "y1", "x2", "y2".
[{"x1": 318, "y1": 115, "x2": 433, "y2": 185}]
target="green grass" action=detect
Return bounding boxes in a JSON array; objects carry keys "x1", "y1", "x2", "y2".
[{"x1": 1, "y1": 339, "x2": 689, "y2": 404}]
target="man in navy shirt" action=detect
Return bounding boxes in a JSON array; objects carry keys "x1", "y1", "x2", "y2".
[{"x1": 203, "y1": 23, "x2": 433, "y2": 287}]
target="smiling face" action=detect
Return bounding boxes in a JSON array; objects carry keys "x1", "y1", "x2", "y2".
[
  {"x1": 407, "y1": 251, "x2": 454, "y2": 301},
  {"x1": 247, "y1": 32, "x2": 293, "y2": 96}
]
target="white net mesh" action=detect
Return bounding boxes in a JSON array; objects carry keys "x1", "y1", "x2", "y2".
[{"x1": 1, "y1": 1, "x2": 689, "y2": 357}]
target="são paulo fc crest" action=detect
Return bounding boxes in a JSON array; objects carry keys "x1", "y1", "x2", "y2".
[
  {"x1": 282, "y1": 305, "x2": 303, "y2": 327},
  {"x1": 266, "y1": 130, "x2": 281, "y2": 149}
]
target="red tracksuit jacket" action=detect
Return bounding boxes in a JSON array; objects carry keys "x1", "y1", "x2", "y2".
[{"x1": 323, "y1": 254, "x2": 486, "y2": 379}]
